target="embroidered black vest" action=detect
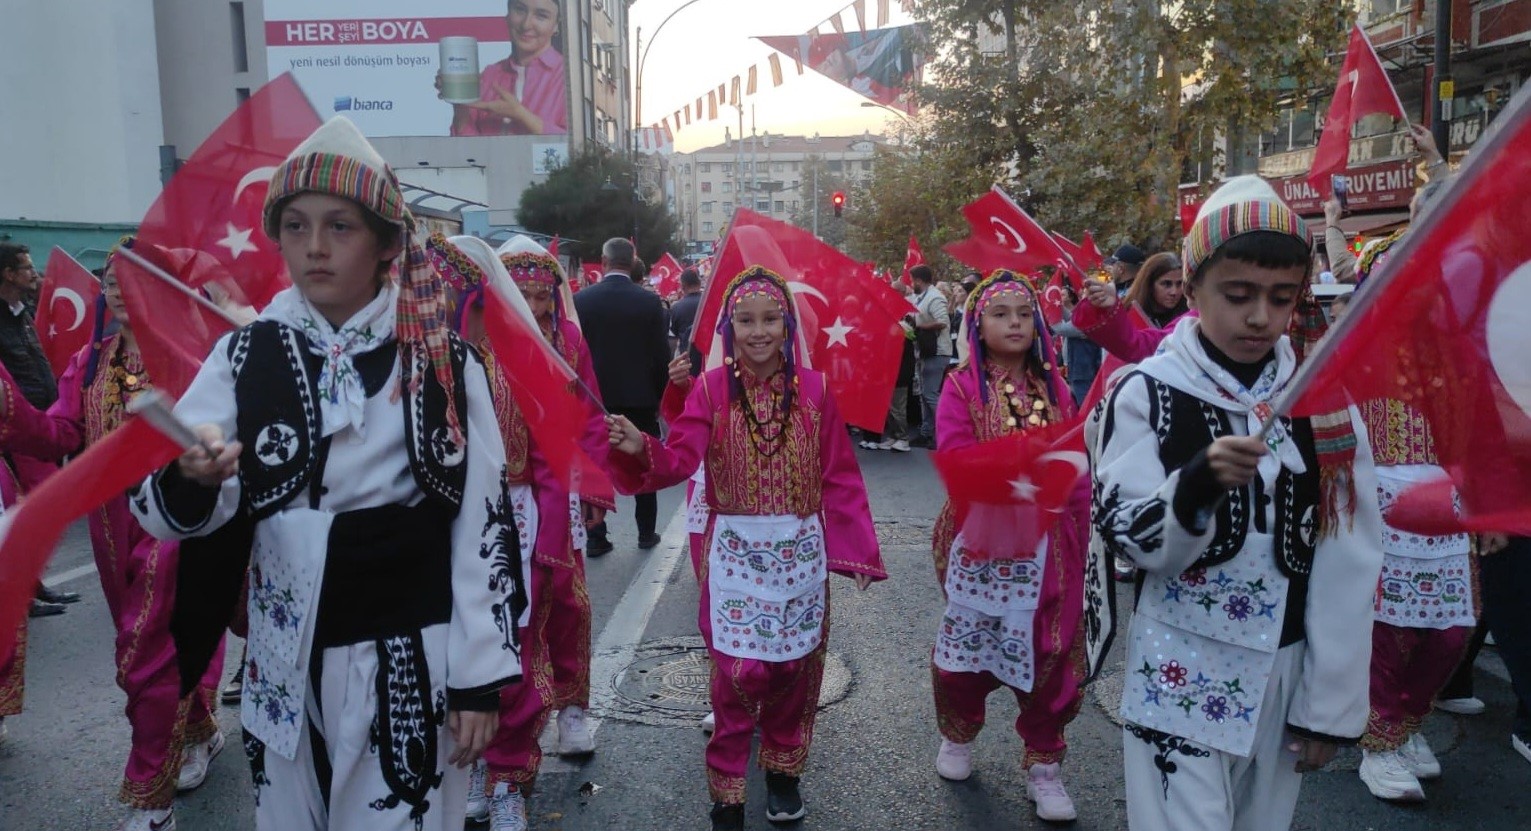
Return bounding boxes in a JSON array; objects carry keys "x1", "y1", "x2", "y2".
[
  {"x1": 1133, "y1": 371, "x2": 1321, "y2": 578},
  {"x1": 227, "y1": 320, "x2": 468, "y2": 520}
]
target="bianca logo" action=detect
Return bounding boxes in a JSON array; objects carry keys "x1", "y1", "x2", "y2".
[{"x1": 334, "y1": 96, "x2": 394, "y2": 112}]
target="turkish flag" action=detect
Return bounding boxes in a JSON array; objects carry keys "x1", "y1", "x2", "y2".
[
  {"x1": 36, "y1": 248, "x2": 101, "y2": 377},
  {"x1": 902, "y1": 235, "x2": 924, "y2": 286},
  {"x1": 651, "y1": 252, "x2": 685, "y2": 298},
  {"x1": 691, "y1": 209, "x2": 908, "y2": 432},
  {"x1": 0, "y1": 415, "x2": 181, "y2": 663},
  {"x1": 944, "y1": 186, "x2": 1070, "y2": 276},
  {"x1": 1036, "y1": 269, "x2": 1068, "y2": 328},
  {"x1": 931, "y1": 419, "x2": 1088, "y2": 558},
  {"x1": 134, "y1": 74, "x2": 320, "y2": 311},
  {"x1": 578, "y1": 262, "x2": 604, "y2": 291},
  {"x1": 547, "y1": 236, "x2": 560, "y2": 258},
  {"x1": 1307, "y1": 24, "x2": 1408, "y2": 199},
  {"x1": 1078, "y1": 305, "x2": 1154, "y2": 415},
  {"x1": 1048, "y1": 232, "x2": 1096, "y2": 290},
  {"x1": 1281, "y1": 83, "x2": 1531, "y2": 533},
  {"x1": 114, "y1": 244, "x2": 240, "y2": 399},
  {"x1": 481, "y1": 283, "x2": 611, "y2": 493}
]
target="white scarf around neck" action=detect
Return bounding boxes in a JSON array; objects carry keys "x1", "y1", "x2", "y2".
[
  {"x1": 1141, "y1": 318, "x2": 1306, "y2": 479},
  {"x1": 261, "y1": 284, "x2": 398, "y2": 439}
]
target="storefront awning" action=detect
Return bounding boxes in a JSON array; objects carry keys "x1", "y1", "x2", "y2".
[{"x1": 1308, "y1": 210, "x2": 1411, "y2": 241}]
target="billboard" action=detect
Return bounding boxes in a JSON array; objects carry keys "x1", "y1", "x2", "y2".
[{"x1": 264, "y1": 0, "x2": 571, "y2": 138}]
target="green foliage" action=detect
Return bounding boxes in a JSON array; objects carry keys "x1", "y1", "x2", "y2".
[
  {"x1": 517, "y1": 148, "x2": 678, "y2": 264},
  {"x1": 894, "y1": 0, "x2": 1350, "y2": 252},
  {"x1": 784, "y1": 155, "x2": 855, "y2": 250}
]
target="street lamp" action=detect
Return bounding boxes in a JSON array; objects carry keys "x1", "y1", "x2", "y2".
[{"x1": 635, "y1": 0, "x2": 715, "y2": 126}]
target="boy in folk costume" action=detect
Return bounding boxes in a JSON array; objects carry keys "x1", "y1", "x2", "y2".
[
  {"x1": 48, "y1": 241, "x2": 228, "y2": 831},
  {"x1": 606, "y1": 266, "x2": 885, "y2": 831},
  {"x1": 1091, "y1": 176, "x2": 1384, "y2": 831},
  {"x1": 928, "y1": 271, "x2": 1089, "y2": 822},
  {"x1": 131, "y1": 117, "x2": 529, "y2": 831}
]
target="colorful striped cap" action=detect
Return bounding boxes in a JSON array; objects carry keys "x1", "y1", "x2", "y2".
[{"x1": 1182, "y1": 175, "x2": 1311, "y2": 279}]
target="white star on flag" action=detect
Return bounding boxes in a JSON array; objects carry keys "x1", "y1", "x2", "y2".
[
  {"x1": 824, "y1": 316, "x2": 854, "y2": 348},
  {"x1": 216, "y1": 223, "x2": 259, "y2": 260},
  {"x1": 996, "y1": 229, "x2": 1011, "y2": 246},
  {"x1": 1009, "y1": 475, "x2": 1039, "y2": 502}
]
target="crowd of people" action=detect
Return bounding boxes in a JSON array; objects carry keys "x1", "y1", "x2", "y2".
[{"x1": 0, "y1": 110, "x2": 1525, "y2": 831}]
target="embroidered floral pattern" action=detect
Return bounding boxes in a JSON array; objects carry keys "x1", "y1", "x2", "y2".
[
  {"x1": 249, "y1": 565, "x2": 302, "y2": 634},
  {"x1": 1158, "y1": 661, "x2": 1188, "y2": 688},
  {"x1": 243, "y1": 658, "x2": 300, "y2": 731}
]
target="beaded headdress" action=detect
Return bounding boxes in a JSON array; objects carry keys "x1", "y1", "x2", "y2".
[
  {"x1": 963, "y1": 269, "x2": 1070, "y2": 415},
  {"x1": 717, "y1": 266, "x2": 800, "y2": 413}
]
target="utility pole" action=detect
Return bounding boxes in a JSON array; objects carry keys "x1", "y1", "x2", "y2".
[
  {"x1": 1431, "y1": 0, "x2": 1453, "y2": 153},
  {"x1": 812, "y1": 165, "x2": 819, "y2": 238}
]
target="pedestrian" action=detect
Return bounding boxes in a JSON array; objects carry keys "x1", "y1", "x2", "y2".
[
  {"x1": 859, "y1": 314, "x2": 916, "y2": 452},
  {"x1": 928, "y1": 271, "x2": 1088, "y2": 822},
  {"x1": 0, "y1": 242, "x2": 81, "y2": 617},
  {"x1": 669, "y1": 268, "x2": 704, "y2": 357},
  {"x1": 908, "y1": 265, "x2": 951, "y2": 448},
  {"x1": 1477, "y1": 535, "x2": 1531, "y2": 766},
  {"x1": 47, "y1": 239, "x2": 228, "y2": 831},
  {"x1": 605, "y1": 265, "x2": 885, "y2": 831},
  {"x1": 131, "y1": 116, "x2": 527, "y2": 831},
  {"x1": 575, "y1": 238, "x2": 670, "y2": 551},
  {"x1": 1092, "y1": 175, "x2": 1384, "y2": 831}
]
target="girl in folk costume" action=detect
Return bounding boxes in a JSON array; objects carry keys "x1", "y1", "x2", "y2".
[
  {"x1": 130, "y1": 117, "x2": 529, "y2": 831},
  {"x1": 47, "y1": 240, "x2": 228, "y2": 831},
  {"x1": 606, "y1": 266, "x2": 885, "y2": 831},
  {"x1": 928, "y1": 270, "x2": 1089, "y2": 823},
  {"x1": 1091, "y1": 176, "x2": 1385, "y2": 831}
]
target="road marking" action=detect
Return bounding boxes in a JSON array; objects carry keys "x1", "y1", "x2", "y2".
[
  {"x1": 43, "y1": 562, "x2": 98, "y2": 587},
  {"x1": 541, "y1": 507, "x2": 690, "y2": 773}
]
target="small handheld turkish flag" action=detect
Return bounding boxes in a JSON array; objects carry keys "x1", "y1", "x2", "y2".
[
  {"x1": 651, "y1": 252, "x2": 685, "y2": 297},
  {"x1": 1281, "y1": 81, "x2": 1531, "y2": 533},
  {"x1": 134, "y1": 74, "x2": 320, "y2": 311},
  {"x1": 902, "y1": 235, "x2": 924, "y2": 286},
  {"x1": 1307, "y1": 24, "x2": 1408, "y2": 199},
  {"x1": 579, "y1": 262, "x2": 604, "y2": 291},
  {"x1": 36, "y1": 248, "x2": 101, "y2": 377}
]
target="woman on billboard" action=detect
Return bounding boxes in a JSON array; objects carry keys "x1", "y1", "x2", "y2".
[{"x1": 441, "y1": 0, "x2": 568, "y2": 136}]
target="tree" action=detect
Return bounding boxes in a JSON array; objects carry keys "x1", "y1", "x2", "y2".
[
  {"x1": 912, "y1": 0, "x2": 1350, "y2": 250},
  {"x1": 517, "y1": 147, "x2": 678, "y2": 264}
]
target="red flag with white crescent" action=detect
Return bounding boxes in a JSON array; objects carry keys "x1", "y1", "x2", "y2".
[
  {"x1": 944, "y1": 187, "x2": 1070, "y2": 276},
  {"x1": 1307, "y1": 24, "x2": 1408, "y2": 199},
  {"x1": 134, "y1": 74, "x2": 320, "y2": 310},
  {"x1": 902, "y1": 235, "x2": 924, "y2": 286},
  {"x1": 36, "y1": 248, "x2": 101, "y2": 377},
  {"x1": 1281, "y1": 82, "x2": 1531, "y2": 533},
  {"x1": 578, "y1": 262, "x2": 604, "y2": 291},
  {"x1": 651, "y1": 253, "x2": 685, "y2": 298}
]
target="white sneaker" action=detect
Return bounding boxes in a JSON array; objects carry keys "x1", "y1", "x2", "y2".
[
  {"x1": 1514, "y1": 733, "x2": 1531, "y2": 765},
  {"x1": 876, "y1": 438, "x2": 897, "y2": 450},
  {"x1": 113, "y1": 807, "x2": 176, "y2": 831},
  {"x1": 1435, "y1": 696, "x2": 1486, "y2": 715},
  {"x1": 1399, "y1": 733, "x2": 1442, "y2": 779},
  {"x1": 1359, "y1": 749, "x2": 1426, "y2": 801},
  {"x1": 934, "y1": 739, "x2": 971, "y2": 781},
  {"x1": 465, "y1": 760, "x2": 490, "y2": 823},
  {"x1": 858, "y1": 439, "x2": 879, "y2": 450},
  {"x1": 488, "y1": 783, "x2": 528, "y2": 831},
  {"x1": 890, "y1": 440, "x2": 911, "y2": 452},
  {"x1": 176, "y1": 730, "x2": 224, "y2": 791},
  {"x1": 700, "y1": 711, "x2": 716, "y2": 733},
  {"x1": 557, "y1": 706, "x2": 595, "y2": 755},
  {"x1": 1025, "y1": 762, "x2": 1078, "y2": 822}
]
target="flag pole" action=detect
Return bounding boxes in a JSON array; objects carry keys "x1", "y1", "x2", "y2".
[
  {"x1": 127, "y1": 390, "x2": 219, "y2": 457},
  {"x1": 114, "y1": 247, "x2": 243, "y2": 328}
]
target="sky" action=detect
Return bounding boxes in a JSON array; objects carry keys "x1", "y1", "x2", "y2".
[{"x1": 629, "y1": 0, "x2": 918, "y2": 152}]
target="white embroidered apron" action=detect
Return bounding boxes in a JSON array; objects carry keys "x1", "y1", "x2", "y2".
[
  {"x1": 707, "y1": 513, "x2": 826, "y2": 662},
  {"x1": 933, "y1": 532, "x2": 1048, "y2": 691},
  {"x1": 1374, "y1": 465, "x2": 1475, "y2": 629},
  {"x1": 685, "y1": 468, "x2": 710, "y2": 534}
]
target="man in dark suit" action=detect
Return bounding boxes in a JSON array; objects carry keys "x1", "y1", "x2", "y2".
[{"x1": 574, "y1": 238, "x2": 670, "y2": 552}]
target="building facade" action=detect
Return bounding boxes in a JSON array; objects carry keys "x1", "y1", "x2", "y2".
[
  {"x1": 669, "y1": 132, "x2": 884, "y2": 253},
  {"x1": 1, "y1": 0, "x2": 634, "y2": 268}
]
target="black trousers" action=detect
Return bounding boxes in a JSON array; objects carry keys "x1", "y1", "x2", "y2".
[
  {"x1": 591, "y1": 406, "x2": 661, "y2": 539},
  {"x1": 1443, "y1": 538, "x2": 1531, "y2": 737}
]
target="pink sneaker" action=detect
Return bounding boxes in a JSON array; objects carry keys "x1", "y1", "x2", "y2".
[
  {"x1": 934, "y1": 739, "x2": 971, "y2": 781},
  {"x1": 1025, "y1": 762, "x2": 1077, "y2": 822}
]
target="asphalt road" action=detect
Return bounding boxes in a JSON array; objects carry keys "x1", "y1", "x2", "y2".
[{"x1": 2, "y1": 448, "x2": 1527, "y2": 830}]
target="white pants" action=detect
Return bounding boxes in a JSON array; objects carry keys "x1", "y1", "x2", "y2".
[
  {"x1": 243, "y1": 624, "x2": 470, "y2": 831},
  {"x1": 1123, "y1": 644, "x2": 1306, "y2": 831}
]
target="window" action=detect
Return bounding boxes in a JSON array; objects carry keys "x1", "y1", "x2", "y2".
[
  {"x1": 230, "y1": 3, "x2": 249, "y2": 72},
  {"x1": 861, "y1": 160, "x2": 872, "y2": 170},
  {"x1": 723, "y1": 201, "x2": 733, "y2": 212},
  {"x1": 722, "y1": 181, "x2": 732, "y2": 193},
  {"x1": 774, "y1": 200, "x2": 785, "y2": 213},
  {"x1": 699, "y1": 163, "x2": 711, "y2": 172},
  {"x1": 756, "y1": 199, "x2": 770, "y2": 211},
  {"x1": 236, "y1": 87, "x2": 251, "y2": 104},
  {"x1": 828, "y1": 160, "x2": 843, "y2": 171},
  {"x1": 701, "y1": 181, "x2": 712, "y2": 193},
  {"x1": 790, "y1": 180, "x2": 799, "y2": 190},
  {"x1": 702, "y1": 201, "x2": 714, "y2": 214},
  {"x1": 791, "y1": 200, "x2": 800, "y2": 210},
  {"x1": 773, "y1": 162, "x2": 785, "y2": 172},
  {"x1": 703, "y1": 222, "x2": 714, "y2": 234},
  {"x1": 793, "y1": 161, "x2": 801, "y2": 171}
]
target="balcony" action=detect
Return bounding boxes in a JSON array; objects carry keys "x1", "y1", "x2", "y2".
[{"x1": 1257, "y1": 129, "x2": 1414, "y2": 179}]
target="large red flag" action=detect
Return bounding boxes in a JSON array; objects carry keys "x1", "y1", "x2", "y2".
[
  {"x1": 481, "y1": 285, "x2": 611, "y2": 493},
  {"x1": 0, "y1": 416, "x2": 181, "y2": 663},
  {"x1": 1307, "y1": 24, "x2": 1407, "y2": 199},
  {"x1": 36, "y1": 248, "x2": 101, "y2": 377},
  {"x1": 1281, "y1": 82, "x2": 1531, "y2": 532},
  {"x1": 944, "y1": 187, "x2": 1071, "y2": 276},
  {"x1": 902, "y1": 235, "x2": 924, "y2": 286},
  {"x1": 691, "y1": 210, "x2": 907, "y2": 433},
  {"x1": 578, "y1": 262, "x2": 604, "y2": 291},
  {"x1": 114, "y1": 244, "x2": 240, "y2": 399},
  {"x1": 651, "y1": 252, "x2": 685, "y2": 298},
  {"x1": 135, "y1": 74, "x2": 320, "y2": 310},
  {"x1": 930, "y1": 419, "x2": 1088, "y2": 557}
]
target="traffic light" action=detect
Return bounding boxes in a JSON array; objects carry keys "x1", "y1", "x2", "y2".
[{"x1": 831, "y1": 190, "x2": 845, "y2": 217}]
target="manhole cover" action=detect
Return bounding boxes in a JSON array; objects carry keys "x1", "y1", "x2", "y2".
[{"x1": 603, "y1": 636, "x2": 852, "y2": 727}]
